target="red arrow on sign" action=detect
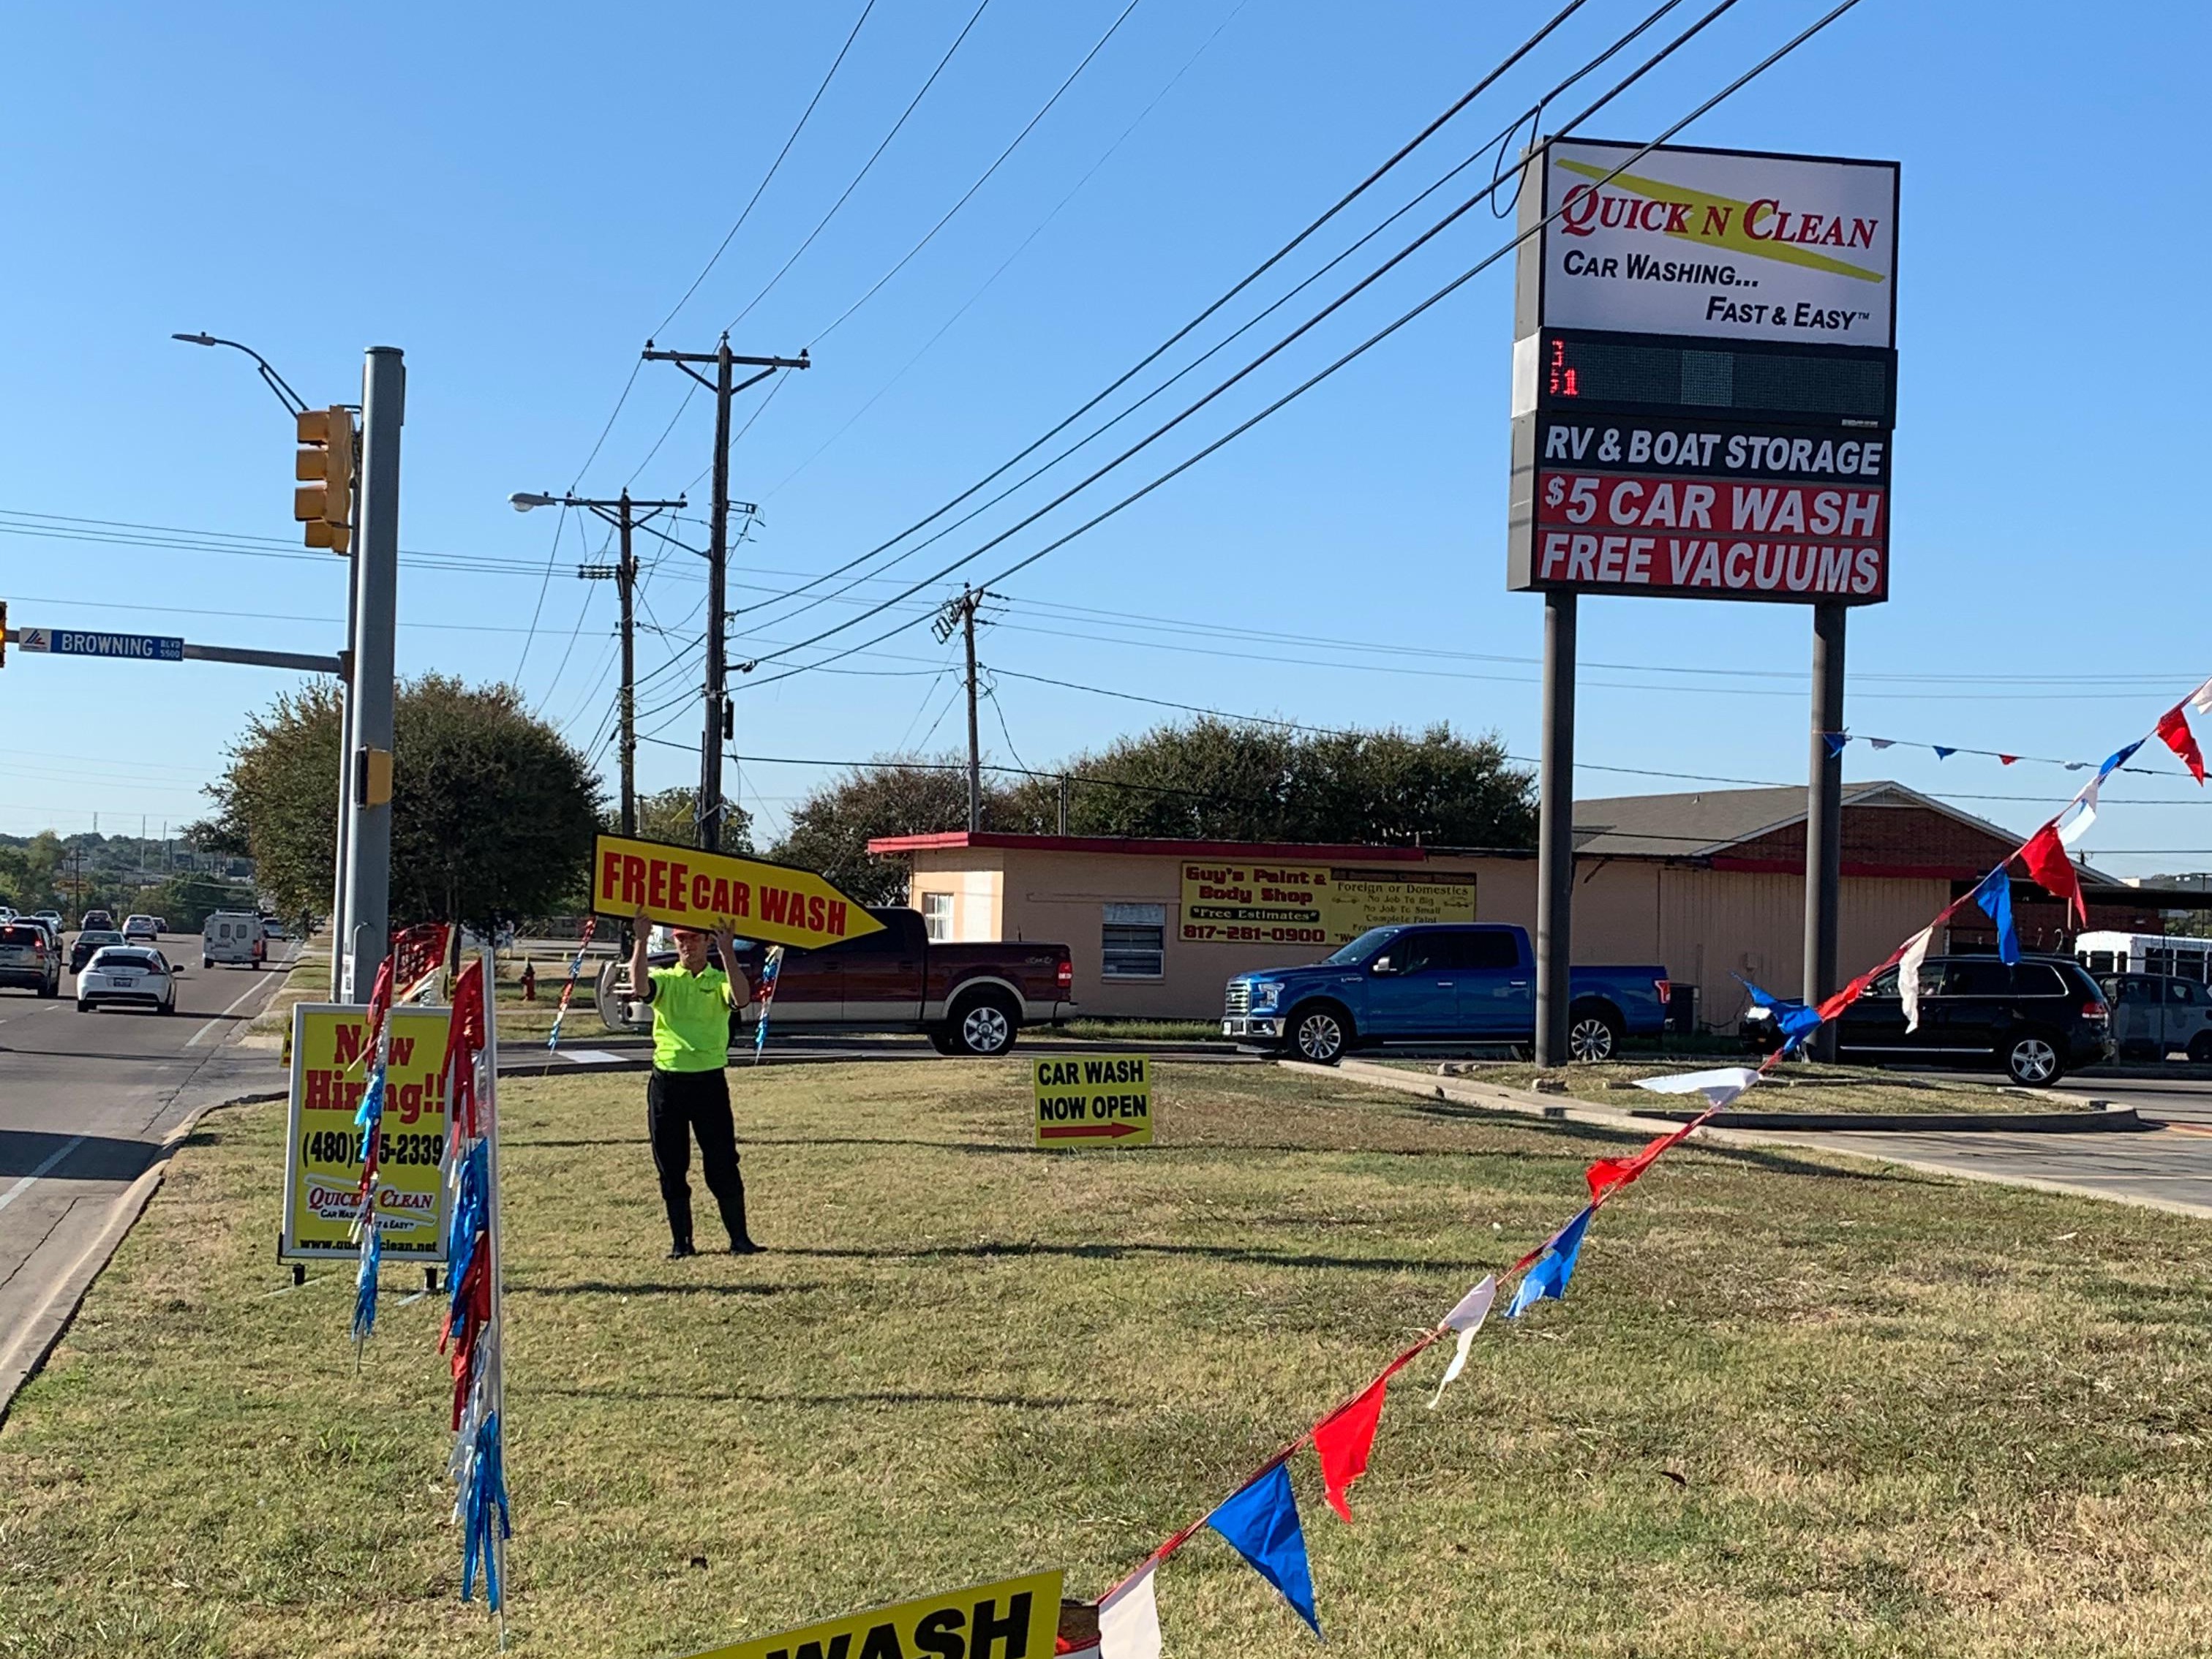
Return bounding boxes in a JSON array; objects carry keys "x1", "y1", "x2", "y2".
[{"x1": 1039, "y1": 1121, "x2": 1144, "y2": 1140}]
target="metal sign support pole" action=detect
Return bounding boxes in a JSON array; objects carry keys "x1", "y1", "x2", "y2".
[
  {"x1": 1804, "y1": 602, "x2": 1846, "y2": 1060},
  {"x1": 1533, "y1": 591, "x2": 1576, "y2": 1068}
]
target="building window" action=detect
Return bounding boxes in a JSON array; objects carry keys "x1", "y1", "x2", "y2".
[
  {"x1": 1101, "y1": 903, "x2": 1166, "y2": 979},
  {"x1": 922, "y1": 892, "x2": 954, "y2": 942}
]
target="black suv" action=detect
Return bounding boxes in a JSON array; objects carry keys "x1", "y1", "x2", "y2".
[{"x1": 1745, "y1": 954, "x2": 2113, "y2": 1086}]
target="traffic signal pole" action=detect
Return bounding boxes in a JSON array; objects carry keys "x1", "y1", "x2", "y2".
[
  {"x1": 642, "y1": 336, "x2": 808, "y2": 853},
  {"x1": 339, "y1": 347, "x2": 404, "y2": 1002}
]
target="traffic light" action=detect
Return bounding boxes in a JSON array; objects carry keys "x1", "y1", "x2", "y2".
[{"x1": 295, "y1": 405, "x2": 355, "y2": 554}]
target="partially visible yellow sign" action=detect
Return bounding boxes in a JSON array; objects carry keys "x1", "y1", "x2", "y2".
[
  {"x1": 281, "y1": 1004, "x2": 453, "y2": 1260},
  {"x1": 1034, "y1": 1056, "x2": 1152, "y2": 1148},
  {"x1": 690, "y1": 1568, "x2": 1063, "y2": 1659},
  {"x1": 592, "y1": 832, "x2": 884, "y2": 951},
  {"x1": 1178, "y1": 859, "x2": 1478, "y2": 948}
]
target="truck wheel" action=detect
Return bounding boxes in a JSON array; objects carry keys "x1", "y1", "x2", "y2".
[
  {"x1": 1566, "y1": 1001, "x2": 1623, "y2": 1063},
  {"x1": 949, "y1": 991, "x2": 1018, "y2": 1056},
  {"x1": 2005, "y1": 1031, "x2": 2063, "y2": 1087},
  {"x1": 1288, "y1": 1002, "x2": 1352, "y2": 1066}
]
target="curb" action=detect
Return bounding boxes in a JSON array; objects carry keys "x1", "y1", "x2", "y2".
[
  {"x1": 0, "y1": 1083, "x2": 282, "y2": 1425},
  {"x1": 1625, "y1": 1106, "x2": 2148, "y2": 1134},
  {"x1": 1294, "y1": 1058, "x2": 2212, "y2": 1224}
]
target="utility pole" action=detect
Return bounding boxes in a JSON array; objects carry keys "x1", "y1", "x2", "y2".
[
  {"x1": 642, "y1": 334, "x2": 808, "y2": 851},
  {"x1": 510, "y1": 489, "x2": 685, "y2": 842},
  {"x1": 340, "y1": 347, "x2": 404, "y2": 1003},
  {"x1": 933, "y1": 586, "x2": 988, "y2": 832}
]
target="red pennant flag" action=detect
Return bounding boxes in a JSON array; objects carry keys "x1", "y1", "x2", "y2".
[
  {"x1": 2157, "y1": 703, "x2": 2206, "y2": 784},
  {"x1": 2019, "y1": 822, "x2": 2087, "y2": 923},
  {"x1": 1586, "y1": 1125, "x2": 1693, "y2": 1204},
  {"x1": 1313, "y1": 1373, "x2": 1390, "y2": 1523},
  {"x1": 1816, "y1": 963, "x2": 1885, "y2": 1023},
  {"x1": 1998, "y1": 754, "x2": 2018, "y2": 766}
]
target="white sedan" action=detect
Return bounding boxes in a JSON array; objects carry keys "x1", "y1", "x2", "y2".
[
  {"x1": 77, "y1": 946, "x2": 178, "y2": 1014},
  {"x1": 122, "y1": 914, "x2": 159, "y2": 941}
]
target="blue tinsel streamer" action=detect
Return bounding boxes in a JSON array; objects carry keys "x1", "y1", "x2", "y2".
[
  {"x1": 350, "y1": 1209, "x2": 382, "y2": 1344},
  {"x1": 460, "y1": 1411, "x2": 512, "y2": 1608}
]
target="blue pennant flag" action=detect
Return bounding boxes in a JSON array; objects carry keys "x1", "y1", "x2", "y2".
[
  {"x1": 1508, "y1": 1205, "x2": 1595, "y2": 1318},
  {"x1": 1206, "y1": 1462, "x2": 1320, "y2": 1637},
  {"x1": 2096, "y1": 739, "x2": 2144, "y2": 783},
  {"x1": 1932, "y1": 745, "x2": 1957, "y2": 760},
  {"x1": 1972, "y1": 864, "x2": 2020, "y2": 965},
  {"x1": 351, "y1": 1211, "x2": 382, "y2": 1344},
  {"x1": 1823, "y1": 731, "x2": 1849, "y2": 759},
  {"x1": 1735, "y1": 974, "x2": 1823, "y2": 1052}
]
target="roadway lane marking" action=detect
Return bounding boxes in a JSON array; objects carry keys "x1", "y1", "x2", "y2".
[
  {"x1": 186, "y1": 973, "x2": 284, "y2": 1049},
  {"x1": 0, "y1": 1135, "x2": 88, "y2": 1216}
]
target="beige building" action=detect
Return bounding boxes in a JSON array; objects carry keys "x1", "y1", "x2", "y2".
[{"x1": 873, "y1": 782, "x2": 2182, "y2": 1032}]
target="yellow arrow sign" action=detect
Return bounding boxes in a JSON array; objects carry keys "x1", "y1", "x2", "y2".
[{"x1": 591, "y1": 833, "x2": 884, "y2": 950}]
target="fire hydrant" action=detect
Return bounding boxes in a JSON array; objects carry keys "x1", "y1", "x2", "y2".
[{"x1": 520, "y1": 960, "x2": 537, "y2": 1002}]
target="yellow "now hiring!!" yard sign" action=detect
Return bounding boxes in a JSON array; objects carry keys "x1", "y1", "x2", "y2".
[{"x1": 1033, "y1": 1056, "x2": 1152, "y2": 1148}]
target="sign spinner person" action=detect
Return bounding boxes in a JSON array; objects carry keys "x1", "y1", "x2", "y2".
[{"x1": 626, "y1": 907, "x2": 761, "y2": 1257}]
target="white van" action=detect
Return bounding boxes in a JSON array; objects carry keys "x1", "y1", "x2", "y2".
[{"x1": 203, "y1": 911, "x2": 265, "y2": 969}]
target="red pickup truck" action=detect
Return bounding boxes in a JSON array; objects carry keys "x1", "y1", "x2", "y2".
[{"x1": 596, "y1": 906, "x2": 1075, "y2": 1056}]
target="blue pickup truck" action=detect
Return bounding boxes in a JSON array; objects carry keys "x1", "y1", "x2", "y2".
[{"x1": 1220, "y1": 922, "x2": 1670, "y2": 1064}]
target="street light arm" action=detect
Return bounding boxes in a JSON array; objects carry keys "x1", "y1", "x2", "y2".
[{"x1": 170, "y1": 332, "x2": 309, "y2": 418}]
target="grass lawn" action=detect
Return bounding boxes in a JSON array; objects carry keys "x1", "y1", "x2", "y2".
[
  {"x1": 6, "y1": 1062, "x2": 2211, "y2": 1657},
  {"x1": 1389, "y1": 1058, "x2": 2087, "y2": 1115}
]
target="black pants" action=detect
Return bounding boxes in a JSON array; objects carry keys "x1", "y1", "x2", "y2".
[{"x1": 646, "y1": 1067, "x2": 749, "y2": 1250}]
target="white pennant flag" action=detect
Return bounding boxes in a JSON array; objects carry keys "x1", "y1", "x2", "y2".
[
  {"x1": 1869, "y1": 737, "x2": 1895, "y2": 750},
  {"x1": 1633, "y1": 1065, "x2": 1760, "y2": 1108},
  {"x1": 1098, "y1": 1562, "x2": 1162, "y2": 1659},
  {"x1": 2059, "y1": 772, "x2": 2104, "y2": 848},
  {"x1": 1898, "y1": 926, "x2": 1936, "y2": 1033},
  {"x1": 1427, "y1": 1275, "x2": 1498, "y2": 1409},
  {"x1": 2194, "y1": 676, "x2": 2212, "y2": 716}
]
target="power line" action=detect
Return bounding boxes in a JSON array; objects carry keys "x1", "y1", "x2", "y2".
[
  {"x1": 807, "y1": 0, "x2": 1147, "y2": 347},
  {"x1": 763, "y1": 0, "x2": 1254, "y2": 500},
  {"x1": 730, "y1": 0, "x2": 1599, "y2": 628},
  {"x1": 655, "y1": 0, "x2": 882, "y2": 339},
  {"x1": 725, "y1": 0, "x2": 997, "y2": 334},
  {"x1": 739, "y1": 0, "x2": 1785, "y2": 683}
]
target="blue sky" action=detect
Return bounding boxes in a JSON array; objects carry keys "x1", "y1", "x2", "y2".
[{"x1": 2, "y1": 0, "x2": 2206, "y2": 878}]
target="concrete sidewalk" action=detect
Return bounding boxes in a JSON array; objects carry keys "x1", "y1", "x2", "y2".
[{"x1": 1306, "y1": 1058, "x2": 2212, "y2": 1222}]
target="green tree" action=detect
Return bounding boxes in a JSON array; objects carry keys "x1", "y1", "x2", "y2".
[
  {"x1": 623, "y1": 785, "x2": 753, "y2": 854},
  {"x1": 999, "y1": 719, "x2": 1535, "y2": 847},
  {"x1": 772, "y1": 755, "x2": 992, "y2": 906},
  {"x1": 201, "y1": 674, "x2": 603, "y2": 931}
]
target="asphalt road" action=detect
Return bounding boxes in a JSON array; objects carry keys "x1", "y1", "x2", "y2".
[{"x1": 0, "y1": 934, "x2": 290, "y2": 1405}]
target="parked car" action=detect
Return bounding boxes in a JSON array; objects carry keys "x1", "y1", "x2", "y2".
[
  {"x1": 76, "y1": 945, "x2": 177, "y2": 1014},
  {"x1": 596, "y1": 907, "x2": 1075, "y2": 1056},
  {"x1": 1742, "y1": 954, "x2": 2113, "y2": 1086},
  {"x1": 2099, "y1": 973, "x2": 2212, "y2": 1064},
  {"x1": 1221, "y1": 923, "x2": 1671, "y2": 1064},
  {"x1": 0, "y1": 921, "x2": 61, "y2": 998},
  {"x1": 69, "y1": 928, "x2": 127, "y2": 973},
  {"x1": 80, "y1": 908, "x2": 114, "y2": 930},
  {"x1": 122, "y1": 914, "x2": 159, "y2": 941},
  {"x1": 203, "y1": 910, "x2": 265, "y2": 969}
]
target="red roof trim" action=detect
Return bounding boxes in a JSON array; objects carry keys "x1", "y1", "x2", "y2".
[{"x1": 865, "y1": 830, "x2": 1438, "y2": 862}]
